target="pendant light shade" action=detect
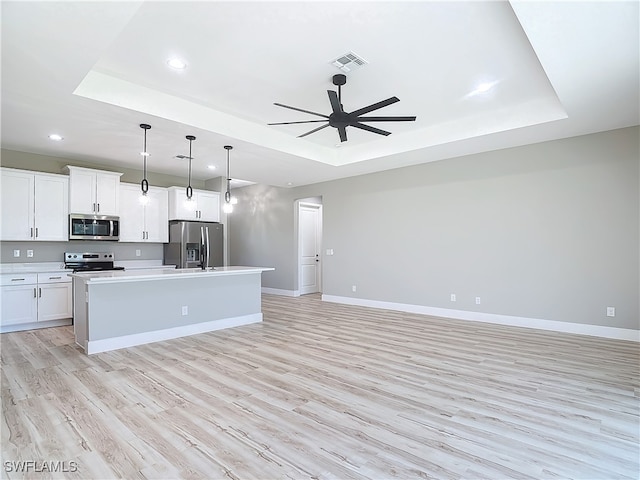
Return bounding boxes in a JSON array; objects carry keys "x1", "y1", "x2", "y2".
[
  {"x1": 139, "y1": 123, "x2": 151, "y2": 205},
  {"x1": 223, "y1": 145, "x2": 234, "y2": 213},
  {"x1": 185, "y1": 135, "x2": 196, "y2": 200}
]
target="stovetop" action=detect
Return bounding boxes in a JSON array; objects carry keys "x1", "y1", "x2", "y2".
[{"x1": 64, "y1": 252, "x2": 124, "y2": 272}]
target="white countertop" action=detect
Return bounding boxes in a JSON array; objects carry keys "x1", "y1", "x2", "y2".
[
  {"x1": 0, "y1": 262, "x2": 67, "y2": 274},
  {"x1": 0, "y1": 260, "x2": 174, "y2": 275},
  {"x1": 70, "y1": 266, "x2": 274, "y2": 283}
]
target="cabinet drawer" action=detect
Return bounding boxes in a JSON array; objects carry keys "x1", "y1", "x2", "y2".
[
  {"x1": 37, "y1": 272, "x2": 71, "y2": 284},
  {"x1": 0, "y1": 274, "x2": 37, "y2": 286}
]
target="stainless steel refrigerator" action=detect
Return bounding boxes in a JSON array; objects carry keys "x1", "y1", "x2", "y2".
[{"x1": 164, "y1": 221, "x2": 224, "y2": 269}]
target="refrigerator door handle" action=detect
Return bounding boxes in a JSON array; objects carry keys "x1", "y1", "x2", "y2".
[
  {"x1": 204, "y1": 226, "x2": 210, "y2": 270},
  {"x1": 200, "y1": 226, "x2": 210, "y2": 270}
]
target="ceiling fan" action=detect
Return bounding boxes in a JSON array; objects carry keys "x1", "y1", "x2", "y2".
[{"x1": 269, "y1": 74, "x2": 416, "y2": 143}]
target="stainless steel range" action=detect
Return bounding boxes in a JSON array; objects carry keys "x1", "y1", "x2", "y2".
[{"x1": 64, "y1": 252, "x2": 125, "y2": 273}]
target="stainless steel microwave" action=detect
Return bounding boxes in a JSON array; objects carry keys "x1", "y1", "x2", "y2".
[{"x1": 69, "y1": 214, "x2": 119, "y2": 241}]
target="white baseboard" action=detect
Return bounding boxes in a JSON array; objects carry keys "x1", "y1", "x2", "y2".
[
  {"x1": 321, "y1": 295, "x2": 639, "y2": 342},
  {"x1": 0, "y1": 318, "x2": 72, "y2": 334},
  {"x1": 262, "y1": 287, "x2": 300, "y2": 297},
  {"x1": 86, "y1": 313, "x2": 262, "y2": 355}
]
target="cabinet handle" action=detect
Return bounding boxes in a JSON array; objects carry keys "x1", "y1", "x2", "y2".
[
  {"x1": 11, "y1": 278, "x2": 25, "y2": 281},
  {"x1": 93, "y1": 203, "x2": 96, "y2": 212},
  {"x1": 35, "y1": 227, "x2": 38, "y2": 238},
  {"x1": 33, "y1": 288, "x2": 37, "y2": 298},
  {"x1": 97, "y1": 203, "x2": 100, "y2": 212},
  {"x1": 31, "y1": 227, "x2": 34, "y2": 238},
  {"x1": 38, "y1": 287, "x2": 42, "y2": 298},
  {"x1": 49, "y1": 276, "x2": 61, "y2": 280}
]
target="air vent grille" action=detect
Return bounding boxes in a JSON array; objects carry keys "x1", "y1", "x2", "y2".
[{"x1": 330, "y1": 51, "x2": 368, "y2": 73}]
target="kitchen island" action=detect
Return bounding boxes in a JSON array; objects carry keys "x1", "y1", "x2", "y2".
[{"x1": 71, "y1": 266, "x2": 274, "y2": 354}]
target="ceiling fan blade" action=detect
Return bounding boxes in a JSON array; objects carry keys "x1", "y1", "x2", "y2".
[
  {"x1": 298, "y1": 123, "x2": 330, "y2": 138},
  {"x1": 327, "y1": 90, "x2": 342, "y2": 114},
  {"x1": 349, "y1": 97, "x2": 400, "y2": 116},
  {"x1": 356, "y1": 116, "x2": 417, "y2": 122},
  {"x1": 268, "y1": 120, "x2": 328, "y2": 125},
  {"x1": 350, "y1": 122, "x2": 391, "y2": 136},
  {"x1": 338, "y1": 125, "x2": 348, "y2": 142},
  {"x1": 274, "y1": 103, "x2": 329, "y2": 119}
]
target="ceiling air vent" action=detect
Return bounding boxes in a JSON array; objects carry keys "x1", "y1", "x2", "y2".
[{"x1": 330, "y1": 51, "x2": 368, "y2": 73}]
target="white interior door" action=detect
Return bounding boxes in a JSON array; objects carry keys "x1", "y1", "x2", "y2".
[{"x1": 298, "y1": 202, "x2": 322, "y2": 295}]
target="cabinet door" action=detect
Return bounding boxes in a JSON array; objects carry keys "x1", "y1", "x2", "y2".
[
  {"x1": 0, "y1": 169, "x2": 34, "y2": 240},
  {"x1": 0, "y1": 285, "x2": 38, "y2": 326},
  {"x1": 168, "y1": 187, "x2": 199, "y2": 221},
  {"x1": 38, "y1": 283, "x2": 72, "y2": 321},
  {"x1": 34, "y1": 174, "x2": 68, "y2": 241},
  {"x1": 145, "y1": 187, "x2": 169, "y2": 243},
  {"x1": 118, "y1": 184, "x2": 145, "y2": 242},
  {"x1": 69, "y1": 169, "x2": 97, "y2": 214},
  {"x1": 197, "y1": 191, "x2": 220, "y2": 222},
  {"x1": 96, "y1": 173, "x2": 120, "y2": 215}
]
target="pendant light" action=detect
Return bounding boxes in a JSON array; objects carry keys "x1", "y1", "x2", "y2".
[
  {"x1": 139, "y1": 124, "x2": 151, "y2": 205},
  {"x1": 223, "y1": 145, "x2": 234, "y2": 213},
  {"x1": 185, "y1": 135, "x2": 196, "y2": 203}
]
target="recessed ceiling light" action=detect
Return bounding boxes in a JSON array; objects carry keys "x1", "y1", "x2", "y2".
[
  {"x1": 166, "y1": 58, "x2": 187, "y2": 70},
  {"x1": 48, "y1": 134, "x2": 63, "y2": 141},
  {"x1": 465, "y1": 80, "x2": 500, "y2": 99},
  {"x1": 207, "y1": 165, "x2": 216, "y2": 170}
]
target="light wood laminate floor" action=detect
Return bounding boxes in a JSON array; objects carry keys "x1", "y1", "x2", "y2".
[{"x1": 1, "y1": 294, "x2": 638, "y2": 479}]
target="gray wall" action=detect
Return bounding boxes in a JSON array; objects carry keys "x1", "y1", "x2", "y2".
[
  {"x1": 229, "y1": 127, "x2": 639, "y2": 330},
  {"x1": 1, "y1": 149, "x2": 209, "y2": 189},
  {"x1": 1, "y1": 241, "x2": 163, "y2": 263}
]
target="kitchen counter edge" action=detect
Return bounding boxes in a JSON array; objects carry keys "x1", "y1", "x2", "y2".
[{"x1": 70, "y1": 266, "x2": 275, "y2": 283}]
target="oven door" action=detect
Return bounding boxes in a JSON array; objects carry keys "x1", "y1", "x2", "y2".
[{"x1": 69, "y1": 214, "x2": 119, "y2": 241}]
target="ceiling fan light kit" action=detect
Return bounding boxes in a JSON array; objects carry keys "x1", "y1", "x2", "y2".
[{"x1": 269, "y1": 74, "x2": 416, "y2": 143}]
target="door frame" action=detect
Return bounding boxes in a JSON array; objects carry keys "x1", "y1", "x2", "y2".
[{"x1": 295, "y1": 200, "x2": 323, "y2": 296}]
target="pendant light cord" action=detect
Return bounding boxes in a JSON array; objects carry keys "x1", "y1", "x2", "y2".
[
  {"x1": 140, "y1": 124, "x2": 151, "y2": 194},
  {"x1": 224, "y1": 145, "x2": 233, "y2": 203},
  {"x1": 186, "y1": 135, "x2": 196, "y2": 199}
]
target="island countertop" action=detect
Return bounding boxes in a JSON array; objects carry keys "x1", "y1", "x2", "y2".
[
  {"x1": 72, "y1": 265, "x2": 274, "y2": 354},
  {"x1": 70, "y1": 266, "x2": 274, "y2": 283}
]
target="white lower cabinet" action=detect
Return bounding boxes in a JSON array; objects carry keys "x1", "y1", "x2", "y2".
[
  {"x1": 0, "y1": 273, "x2": 72, "y2": 330},
  {"x1": 1, "y1": 282, "x2": 38, "y2": 325},
  {"x1": 37, "y1": 273, "x2": 73, "y2": 321}
]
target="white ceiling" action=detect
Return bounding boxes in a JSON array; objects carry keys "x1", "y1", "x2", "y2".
[{"x1": 1, "y1": 1, "x2": 638, "y2": 189}]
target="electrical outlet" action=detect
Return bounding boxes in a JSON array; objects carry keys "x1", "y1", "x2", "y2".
[
  {"x1": 26, "y1": 250, "x2": 34, "y2": 258},
  {"x1": 326, "y1": 249, "x2": 334, "y2": 255},
  {"x1": 181, "y1": 306, "x2": 188, "y2": 316},
  {"x1": 135, "y1": 249, "x2": 141, "y2": 257},
  {"x1": 352, "y1": 285, "x2": 357, "y2": 292},
  {"x1": 606, "y1": 306, "x2": 615, "y2": 317},
  {"x1": 13, "y1": 249, "x2": 20, "y2": 258},
  {"x1": 475, "y1": 297, "x2": 481, "y2": 305},
  {"x1": 450, "y1": 294, "x2": 456, "y2": 302}
]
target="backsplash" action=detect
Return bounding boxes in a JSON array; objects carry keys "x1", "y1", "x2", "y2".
[{"x1": 0, "y1": 241, "x2": 163, "y2": 263}]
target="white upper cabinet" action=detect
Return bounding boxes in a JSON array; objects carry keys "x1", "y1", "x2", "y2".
[
  {"x1": 168, "y1": 186, "x2": 220, "y2": 222},
  {"x1": 119, "y1": 183, "x2": 168, "y2": 243},
  {"x1": 0, "y1": 168, "x2": 68, "y2": 241},
  {"x1": 66, "y1": 166, "x2": 122, "y2": 215}
]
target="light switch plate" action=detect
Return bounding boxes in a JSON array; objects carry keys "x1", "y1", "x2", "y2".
[{"x1": 26, "y1": 250, "x2": 34, "y2": 258}]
